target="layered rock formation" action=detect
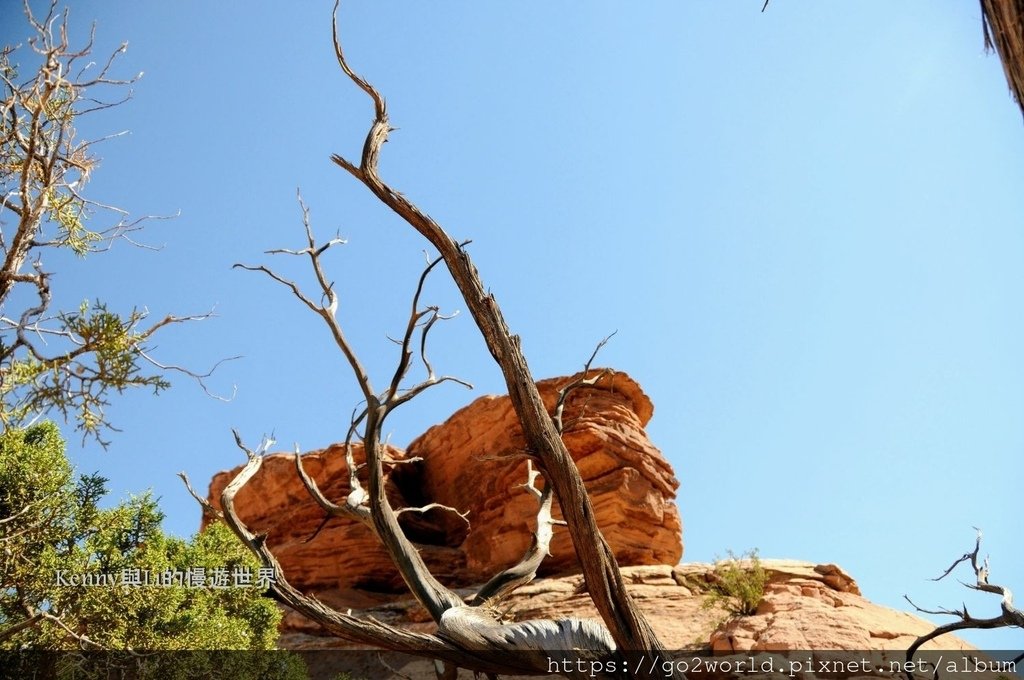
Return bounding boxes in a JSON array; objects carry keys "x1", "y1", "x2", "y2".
[
  {"x1": 205, "y1": 371, "x2": 682, "y2": 597},
  {"x1": 204, "y1": 372, "x2": 979, "y2": 677},
  {"x1": 281, "y1": 562, "x2": 976, "y2": 679},
  {"x1": 406, "y1": 372, "x2": 681, "y2": 577},
  {"x1": 281, "y1": 561, "x2": 969, "y2": 652},
  {"x1": 204, "y1": 443, "x2": 427, "y2": 594}
]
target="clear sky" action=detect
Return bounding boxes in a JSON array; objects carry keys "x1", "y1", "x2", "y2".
[{"x1": 3, "y1": 1, "x2": 1022, "y2": 650}]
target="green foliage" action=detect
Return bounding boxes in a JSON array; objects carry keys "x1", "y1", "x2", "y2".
[
  {"x1": 1, "y1": 301, "x2": 172, "y2": 444},
  {"x1": 0, "y1": 7, "x2": 198, "y2": 446},
  {"x1": 702, "y1": 549, "x2": 768, "y2": 617},
  {"x1": 0, "y1": 423, "x2": 282, "y2": 651}
]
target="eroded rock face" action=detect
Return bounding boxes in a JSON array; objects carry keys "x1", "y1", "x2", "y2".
[
  {"x1": 406, "y1": 371, "x2": 682, "y2": 578},
  {"x1": 204, "y1": 375, "x2": 974, "y2": 673},
  {"x1": 204, "y1": 443, "x2": 425, "y2": 594},
  {"x1": 204, "y1": 371, "x2": 682, "y2": 595},
  {"x1": 280, "y1": 561, "x2": 973, "y2": 656}
]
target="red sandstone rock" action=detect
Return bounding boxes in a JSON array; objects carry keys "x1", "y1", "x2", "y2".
[
  {"x1": 204, "y1": 443, "x2": 428, "y2": 593},
  {"x1": 280, "y1": 562, "x2": 975, "y2": 663},
  {"x1": 202, "y1": 380, "x2": 979, "y2": 675},
  {"x1": 406, "y1": 370, "x2": 682, "y2": 579},
  {"x1": 204, "y1": 370, "x2": 682, "y2": 596}
]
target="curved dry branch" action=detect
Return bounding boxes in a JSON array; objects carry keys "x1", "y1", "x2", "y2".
[
  {"x1": 180, "y1": 438, "x2": 549, "y2": 676},
  {"x1": 328, "y1": 3, "x2": 670, "y2": 667},
  {"x1": 233, "y1": 193, "x2": 374, "y2": 403},
  {"x1": 180, "y1": 5, "x2": 679, "y2": 674},
  {"x1": 384, "y1": 254, "x2": 445, "y2": 403},
  {"x1": 380, "y1": 251, "x2": 473, "y2": 419},
  {"x1": 906, "y1": 530, "x2": 1024, "y2": 674},
  {"x1": 472, "y1": 460, "x2": 561, "y2": 606},
  {"x1": 552, "y1": 333, "x2": 616, "y2": 434},
  {"x1": 395, "y1": 502, "x2": 470, "y2": 528},
  {"x1": 360, "y1": 419, "x2": 465, "y2": 621},
  {"x1": 293, "y1": 447, "x2": 370, "y2": 524}
]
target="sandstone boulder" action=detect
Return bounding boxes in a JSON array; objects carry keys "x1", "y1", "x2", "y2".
[
  {"x1": 406, "y1": 370, "x2": 682, "y2": 579},
  {"x1": 204, "y1": 370, "x2": 681, "y2": 595},
  {"x1": 204, "y1": 443, "x2": 436, "y2": 594}
]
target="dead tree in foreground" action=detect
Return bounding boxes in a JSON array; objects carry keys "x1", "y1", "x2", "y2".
[
  {"x1": 182, "y1": 2, "x2": 679, "y2": 678},
  {"x1": 905, "y1": 530, "x2": 1024, "y2": 676}
]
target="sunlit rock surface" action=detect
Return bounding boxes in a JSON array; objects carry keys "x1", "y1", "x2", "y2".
[{"x1": 205, "y1": 371, "x2": 681, "y2": 599}]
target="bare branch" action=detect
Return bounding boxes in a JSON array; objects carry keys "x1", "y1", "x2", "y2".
[
  {"x1": 181, "y1": 441, "x2": 534, "y2": 676},
  {"x1": 906, "y1": 530, "x2": 1024, "y2": 673},
  {"x1": 177, "y1": 470, "x2": 224, "y2": 524},
  {"x1": 136, "y1": 349, "x2": 239, "y2": 402},
  {"x1": 232, "y1": 263, "x2": 323, "y2": 314},
  {"x1": 293, "y1": 445, "x2": 372, "y2": 527},
  {"x1": 395, "y1": 502, "x2": 470, "y2": 528},
  {"x1": 234, "y1": 194, "x2": 376, "y2": 403},
  {"x1": 359, "y1": 417, "x2": 465, "y2": 620},
  {"x1": 931, "y1": 529, "x2": 983, "y2": 582},
  {"x1": 178, "y1": 4, "x2": 672, "y2": 673},
  {"x1": 384, "y1": 253, "x2": 446, "y2": 403},
  {"x1": 552, "y1": 333, "x2": 616, "y2": 434},
  {"x1": 472, "y1": 460, "x2": 559, "y2": 606},
  {"x1": 328, "y1": 5, "x2": 668, "y2": 663},
  {"x1": 388, "y1": 374, "x2": 474, "y2": 413}
]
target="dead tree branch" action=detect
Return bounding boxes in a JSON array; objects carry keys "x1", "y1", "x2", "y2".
[
  {"x1": 906, "y1": 529, "x2": 1023, "y2": 674},
  {"x1": 207, "y1": 187, "x2": 625, "y2": 674},
  {"x1": 326, "y1": 2, "x2": 673, "y2": 669},
  {"x1": 979, "y1": 0, "x2": 1024, "y2": 118},
  {"x1": 471, "y1": 460, "x2": 561, "y2": 607}
]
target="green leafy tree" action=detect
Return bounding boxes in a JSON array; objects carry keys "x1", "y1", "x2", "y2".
[
  {"x1": 702, "y1": 549, "x2": 768, "y2": 617},
  {"x1": 0, "y1": 422, "x2": 283, "y2": 651},
  {"x1": 0, "y1": 1, "x2": 220, "y2": 446}
]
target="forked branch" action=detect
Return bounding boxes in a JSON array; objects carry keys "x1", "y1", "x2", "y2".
[
  {"x1": 180, "y1": 3, "x2": 677, "y2": 675},
  {"x1": 905, "y1": 529, "x2": 1024, "y2": 674},
  {"x1": 552, "y1": 333, "x2": 616, "y2": 434},
  {"x1": 177, "y1": 440, "x2": 526, "y2": 676},
  {"x1": 327, "y1": 2, "x2": 672, "y2": 668},
  {"x1": 472, "y1": 460, "x2": 563, "y2": 606}
]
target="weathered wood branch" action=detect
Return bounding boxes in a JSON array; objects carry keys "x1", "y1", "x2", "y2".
[
  {"x1": 906, "y1": 529, "x2": 1024, "y2": 675},
  {"x1": 177, "y1": 4, "x2": 688, "y2": 675},
  {"x1": 979, "y1": 0, "x2": 1024, "y2": 117},
  {"x1": 183, "y1": 431, "x2": 622, "y2": 676},
  {"x1": 327, "y1": 3, "x2": 673, "y2": 670},
  {"x1": 179, "y1": 445, "x2": 533, "y2": 676},
  {"x1": 472, "y1": 460, "x2": 560, "y2": 606},
  {"x1": 217, "y1": 205, "x2": 625, "y2": 673}
]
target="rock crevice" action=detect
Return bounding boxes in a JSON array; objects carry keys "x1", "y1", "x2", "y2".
[{"x1": 205, "y1": 370, "x2": 682, "y2": 599}]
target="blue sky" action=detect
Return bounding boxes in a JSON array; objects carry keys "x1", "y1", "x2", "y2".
[{"x1": 3, "y1": 1, "x2": 1022, "y2": 649}]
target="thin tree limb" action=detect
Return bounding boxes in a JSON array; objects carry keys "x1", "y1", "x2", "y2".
[
  {"x1": 906, "y1": 529, "x2": 1024, "y2": 676},
  {"x1": 328, "y1": 4, "x2": 671, "y2": 668}
]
